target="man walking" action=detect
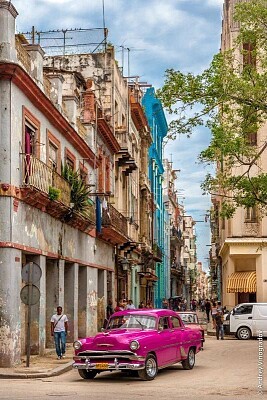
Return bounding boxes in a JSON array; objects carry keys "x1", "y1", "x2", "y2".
[
  {"x1": 205, "y1": 298, "x2": 211, "y2": 322},
  {"x1": 51, "y1": 306, "x2": 68, "y2": 359},
  {"x1": 215, "y1": 310, "x2": 224, "y2": 340}
]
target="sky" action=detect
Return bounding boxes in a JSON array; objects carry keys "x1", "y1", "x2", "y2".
[{"x1": 12, "y1": 0, "x2": 224, "y2": 270}]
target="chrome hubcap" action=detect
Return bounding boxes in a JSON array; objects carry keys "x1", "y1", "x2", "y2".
[
  {"x1": 189, "y1": 350, "x2": 195, "y2": 366},
  {"x1": 240, "y1": 329, "x2": 249, "y2": 339},
  {"x1": 146, "y1": 358, "x2": 157, "y2": 377}
]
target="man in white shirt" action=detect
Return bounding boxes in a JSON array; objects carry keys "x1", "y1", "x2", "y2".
[
  {"x1": 51, "y1": 306, "x2": 68, "y2": 359},
  {"x1": 126, "y1": 300, "x2": 135, "y2": 310}
]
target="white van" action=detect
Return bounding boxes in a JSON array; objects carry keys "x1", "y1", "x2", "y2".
[{"x1": 223, "y1": 303, "x2": 267, "y2": 340}]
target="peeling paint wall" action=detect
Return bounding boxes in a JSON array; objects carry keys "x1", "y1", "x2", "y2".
[{"x1": 0, "y1": 248, "x2": 21, "y2": 367}]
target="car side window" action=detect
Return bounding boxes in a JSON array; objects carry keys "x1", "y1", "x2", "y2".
[
  {"x1": 170, "y1": 316, "x2": 181, "y2": 328},
  {"x1": 158, "y1": 317, "x2": 169, "y2": 330},
  {"x1": 235, "y1": 305, "x2": 253, "y2": 315}
]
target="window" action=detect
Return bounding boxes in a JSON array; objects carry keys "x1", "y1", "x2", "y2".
[
  {"x1": 245, "y1": 206, "x2": 257, "y2": 222},
  {"x1": 65, "y1": 148, "x2": 76, "y2": 171},
  {"x1": 246, "y1": 132, "x2": 257, "y2": 146},
  {"x1": 47, "y1": 131, "x2": 61, "y2": 174},
  {"x1": 234, "y1": 305, "x2": 253, "y2": 315},
  {"x1": 243, "y1": 42, "x2": 256, "y2": 68},
  {"x1": 158, "y1": 317, "x2": 169, "y2": 330},
  {"x1": 48, "y1": 142, "x2": 58, "y2": 171},
  {"x1": 170, "y1": 316, "x2": 181, "y2": 328},
  {"x1": 79, "y1": 162, "x2": 88, "y2": 184},
  {"x1": 23, "y1": 107, "x2": 40, "y2": 158}
]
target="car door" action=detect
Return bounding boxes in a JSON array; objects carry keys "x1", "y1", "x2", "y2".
[
  {"x1": 252, "y1": 305, "x2": 267, "y2": 336},
  {"x1": 231, "y1": 304, "x2": 253, "y2": 333},
  {"x1": 156, "y1": 316, "x2": 174, "y2": 366},
  {"x1": 169, "y1": 315, "x2": 184, "y2": 361}
]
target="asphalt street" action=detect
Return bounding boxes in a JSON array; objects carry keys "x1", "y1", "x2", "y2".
[{"x1": 0, "y1": 336, "x2": 266, "y2": 400}]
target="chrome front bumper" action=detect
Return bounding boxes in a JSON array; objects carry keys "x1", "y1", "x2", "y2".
[{"x1": 73, "y1": 359, "x2": 145, "y2": 371}]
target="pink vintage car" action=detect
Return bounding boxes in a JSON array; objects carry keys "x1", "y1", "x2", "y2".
[{"x1": 73, "y1": 309, "x2": 202, "y2": 381}]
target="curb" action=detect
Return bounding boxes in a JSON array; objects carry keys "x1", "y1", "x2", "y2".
[{"x1": 0, "y1": 361, "x2": 73, "y2": 379}]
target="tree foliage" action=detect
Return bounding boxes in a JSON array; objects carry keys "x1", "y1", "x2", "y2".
[{"x1": 157, "y1": 0, "x2": 267, "y2": 218}]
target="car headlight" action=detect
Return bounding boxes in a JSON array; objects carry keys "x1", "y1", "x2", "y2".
[
  {"x1": 130, "y1": 340, "x2": 140, "y2": 351},
  {"x1": 73, "y1": 340, "x2": 82, "y2": 350}
]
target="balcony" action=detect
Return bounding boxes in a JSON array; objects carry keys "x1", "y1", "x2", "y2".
[
  {"x1": 153, "y1": 242, "x2": 163, "y2": 262},
  {"x1": 170, "y1": 227, "x2": 183, "y2": 245},
  {"x1": 171, "y1": 262, "x2": 184, "y2": 279},
  {"x1": 98, "y1": 203, "x2": 128, "y2": 244},
  {"x1": 115, "y1": 127, "x2": 138, "y2": 176},
  {"x1": 20, "y1": 155, "x2": 95, "y2": 232}
]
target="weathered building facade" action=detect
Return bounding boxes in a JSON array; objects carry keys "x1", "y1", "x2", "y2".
[
  {"x1": 0, "y1": 1, "x2": 153, "y2": 367},
  {"x1": 142, "y1": 88, "x2": 168, "y2": 308},
  {"x1": 213, "y1": 0, "x2": 267, "y2": 309}
]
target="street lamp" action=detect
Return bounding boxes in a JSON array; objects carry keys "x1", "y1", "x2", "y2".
[{"x1": 121, "y1": 258, "x2": 130, "y2": 271}]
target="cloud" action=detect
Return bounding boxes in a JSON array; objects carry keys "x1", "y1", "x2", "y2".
[{"x1": 11, "y1": 0, "x2": 223, "y2": 265}]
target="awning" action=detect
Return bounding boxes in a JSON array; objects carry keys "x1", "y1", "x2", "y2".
[{"x1": 227, "y1": 271, "x2": 256, "y2": 293}]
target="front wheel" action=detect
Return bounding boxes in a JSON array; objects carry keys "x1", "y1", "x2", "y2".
[
  {"x1": 237, "y1": 327, "x2": 251, "y2": 340},
  {"x1": 78, "y1": 369, "x2": 97, "y2": 379},
  {"x1": 138, "y1": 354, "x2": 158, "y2": 381},
  {"x1": 182, "y1": 348, "x2": 195, "y2": 370}
]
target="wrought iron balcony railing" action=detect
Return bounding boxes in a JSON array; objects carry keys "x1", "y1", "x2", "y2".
[
  {"x1": 22, "y1": 154, "x2": 71, "y2": 206},
  {"x1": 102, "y1": 204, "x2": 128, "y2": 237}
]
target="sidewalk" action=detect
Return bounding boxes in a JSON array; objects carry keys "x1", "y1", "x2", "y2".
[{"x1": 0, "y1": 345, "x2": 73, "y2": 379}]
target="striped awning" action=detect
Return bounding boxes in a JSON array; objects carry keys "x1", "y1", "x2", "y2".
[{"x1": 227, "y1": 271, "x2": 256, "y2": 293}]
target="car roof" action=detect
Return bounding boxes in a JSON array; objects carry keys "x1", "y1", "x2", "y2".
[
  {"x1": 111, "y1": 309, "x2": 179, "y2": 318},
  {"x1": 177, "y1": 311, "x2": 197, "y2": 315}
]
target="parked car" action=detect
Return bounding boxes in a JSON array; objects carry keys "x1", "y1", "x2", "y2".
[
  {"x1": 223, "y1": 303, "x2": 267, "y2": 340},
  {"x1": 73, "y1": 309, "x2": 203, "y2": 381},
  {"x1": 177, "y1": 311, "x2": 205, "y2": 347}
]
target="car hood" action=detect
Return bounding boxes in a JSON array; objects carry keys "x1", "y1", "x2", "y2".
[{"x1": 79, "y1": 329, "x2": 155, "y2": 351}]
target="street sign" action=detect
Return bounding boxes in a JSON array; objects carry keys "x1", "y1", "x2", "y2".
[
  {"x1": 22, "y1": 262, "x2": 42, "y2": 283},
  {"x1": 20, "y1": 284, "x2": 40, "y2": 305}
]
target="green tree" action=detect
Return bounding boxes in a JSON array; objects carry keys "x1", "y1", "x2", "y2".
[{"x1": 157, "y1": 0, "x2": 267, "y2": 218}]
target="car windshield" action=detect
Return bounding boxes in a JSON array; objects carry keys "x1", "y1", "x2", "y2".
[
  {"x1": 107, "y1": 315, "x2": 156, "y2": 330},
  {"x1": 179, "y1": 313, "x2": 198, "y2": 324}
]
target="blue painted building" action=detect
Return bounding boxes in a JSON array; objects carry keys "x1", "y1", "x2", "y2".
[{"x1": 142, "y1": 88, "x2": 168, "y2": 308}]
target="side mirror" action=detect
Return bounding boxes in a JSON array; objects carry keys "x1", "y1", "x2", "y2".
[
  {"x1": 158, "y1": 326, "x2": 164, "y2": 332},
  {"x1": 232, "y1": 308, "x2": 235, "y2": 315}
]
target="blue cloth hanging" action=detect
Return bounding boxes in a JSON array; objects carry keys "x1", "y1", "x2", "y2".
[{"x1": 96, "y1": 196, "x2": 102, "y2": 233}]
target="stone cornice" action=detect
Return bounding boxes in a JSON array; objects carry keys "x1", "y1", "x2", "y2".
[
  {"x1": 0, "y1": 1, "x2": 18, "y2": 18},
  {"x1": 0, "y1": 61, "x2": 99, "y2": 168},
  {"x1": 219, "y1": 237, "x2": 267, "y2": 257},
  {"x1": 225, "y1": 237, "x2": 267, "y2": 245}
]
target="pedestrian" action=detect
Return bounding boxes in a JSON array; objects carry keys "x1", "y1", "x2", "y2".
[
  {"x1": 215, "y1": 310, "x2": 224, "y2": 340},
  {"x1": 106, "y1": 299, "x2": 114, "y2": 318},
  {"x1": 114, "y1": 300, "x2": 124, "y2": 312},
  {"x1": 138, "y1": 301, "x2": 145, "y2": 309},
  {"x1": 146, "y1": 300, "x2": 153, "y2": 309},
  {"x1": 50, "y1": 306, "x2": 68, "y2": 360},
  {"x1": 217, "y1": 301, "x2": 223, "y2": 313},
  {"x1": 126, "y1": 299, "x2": 135, "y2": 310},
  {"x1": 205, "y1": 298, "x2": 211, "y2": 322},
  {"x1": 162, "y1": 298, "x2": 169, "y2": 309},
  {"x1": 211, "y1": 301, "x2": 218, "y2": 329},
  {"x1": 201, "y1": 299, "x2": 206, "y2": 312}
]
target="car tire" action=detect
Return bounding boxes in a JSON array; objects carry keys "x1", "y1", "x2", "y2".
[
  {"x1": 182, "y1": 348, "x2": 195, "y2": 370},
  {"x1": 237, "y1": 327, "x2": 251, "y2": 340},
  {"x1": 138, "y1": 354, "x2": 158, "y2": 381},
  {"x1": 78, "y1": 369, "x2": 98, "y2": 379}
]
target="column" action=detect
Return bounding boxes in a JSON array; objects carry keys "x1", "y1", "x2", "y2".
[
  {"x1": 0, "y1": 248, "x2": 22, "y2": 367},
  {"x1": 38, "y1": 255, "x2": 46, "y2": 355},
  {"x1": 64, "y1": 262, "x2": 78, "y2": 342},
  {"x1": 78, "y1": 266, "x2": 98, "y2": 338}
]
